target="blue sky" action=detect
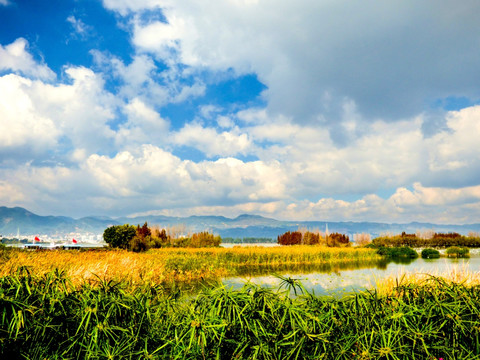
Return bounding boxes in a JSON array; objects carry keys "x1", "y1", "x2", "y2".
[{"x1": 1, "y1": 0, "x2": 480, "y2": 224}]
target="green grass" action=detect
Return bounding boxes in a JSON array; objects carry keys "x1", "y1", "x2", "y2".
[{"x1": 2, "y1": 269, "x2": 480, "y2": 359}]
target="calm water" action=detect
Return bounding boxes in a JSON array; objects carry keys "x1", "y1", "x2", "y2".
[{"x1": 223, "y1": 254, "x2": 480, "y2": 297}]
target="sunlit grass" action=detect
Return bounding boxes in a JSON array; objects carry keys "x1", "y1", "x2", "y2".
[
  {"x1": 0, "y1": 246, "x2": 380, "y2": 287},
  {"x1": 375, "y1": 263, "x2": 480, "y2": 296}
]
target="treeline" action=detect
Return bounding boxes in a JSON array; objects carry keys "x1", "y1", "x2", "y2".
[
  {"x1": 277, "y1": 231, "x2": 350, "y2": 247},
  {"x1": 222, "y1": 237, "x2": 275, "y2": 244},
  {"x1": 373, "y1": 232, "x2": 480, "y2": 248},
  {"x1": 1, "y1": 238, "x2": 29, "y2": 244},
  {"x1": 103, "y1": 222, "x2": 221, "y2": 252}
]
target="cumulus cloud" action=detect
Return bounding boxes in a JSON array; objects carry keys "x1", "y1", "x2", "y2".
[
  {"x1": 0, "y1": 67, "x2": 118, "y2": 164},
  {"x1": 91, "y1": 51, "x2": 205, "y2": 106},
  {"x1": 427, "y1": 106, "x2": 480, "y2": 172},
  {"x1": 26, "y1": 66, "x2": 118, "y2": 156},
  {"x1": 171, "y1": 123, "x2": 252, "y2": 158},
  {"x1": 0, "y1": 75, "x2": 60, "y2": 159},
  {"x1": 102, "y1": 0, "x2": 163, "y2": 16},
  {"x1": 116, "y1": 98, "x2": 169, "y2": 147},
  {"x1": 0, "y1": 38, "x2": 56, "y2": 80},
  {"x1": 109, "y1": 0, "x2": 480, "y2": 126},
  {"x1": 2, "y1": 1, "x2": 480, "y2": 224},
  {"x1": 2, "y1": 99, "x2": 480, "y2": 223},
  {"x1": 0, "y1": 143, "x2": 288, "y2": 216}
]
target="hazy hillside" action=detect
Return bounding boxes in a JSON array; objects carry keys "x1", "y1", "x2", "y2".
[{"x1": 1, "y1": 206, "x2": 479, "y2": 240}]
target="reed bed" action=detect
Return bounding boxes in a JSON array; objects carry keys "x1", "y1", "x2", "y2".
[
  {"x1": 1, "y1": 269, "x2": 480, "y2": 359},
  {"x1": 375, "y1": 264, "x2": 480, "y2": 296},
  {"x1": 0, "y1": 246, "x2": 380, "y2": 287}
]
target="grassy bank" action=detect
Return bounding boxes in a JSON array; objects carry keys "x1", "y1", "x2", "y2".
[
  {"x1": 0, "y1": 246, "x2": 380, "y2": 286},
  {"x1": 1, "y1": 269, "x2": 479, "y2": 359}
]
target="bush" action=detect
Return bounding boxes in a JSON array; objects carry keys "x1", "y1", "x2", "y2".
[
  {"x1": 446, "y1": 246, "x2": 470, "y2": 258},
  {"x1": 376, "y1": 246, "x2": 418, "y2": 258},
  {"x1": 421, "y1": 248, "x2": 440, "y2": 259},
  {"x1": 188, "y1": 232, "x2": 222, "y2": 248},
  {"x1": 327, "y1": 232, "x2": 350, "y2": 247},
  {"x1": 277, "y1": 231, "x2": 348, "y2": 246},
  {"x1": 277, "y1": 231, "x2": 303, "y2": 245},
  {"x1": 303, "y1": 231, "x2": 321, "y2": 245},
  {"x1": 373, "y1": 232, "x2": 480, "y2": 248}
]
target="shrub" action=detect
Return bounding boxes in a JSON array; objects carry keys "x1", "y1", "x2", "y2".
[
  {"x1": 327, "y1": 232, "x2": 350, "y2": 247},
  {"x1": 377, "y1": 246, "x2": 418, "y2": 258},
  {"x1": 188, "y1": 232, "x2": 222, "y2": 248},
  {"x1": 421, "y1": 248, "x2": 440, "y2": 259},
  {"x1": 277, "y1": 231, "x2": 303, "y2": 245},
  {"x1": 446, "y1": 246, "x2": 470, "y2": 258},
  {"x1": 303, "y1": 231, "x2": 321, "y2": 245}
]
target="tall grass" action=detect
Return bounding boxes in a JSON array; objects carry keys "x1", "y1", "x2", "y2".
[
  {"x1": 0, "y1": 246, "x2": 380, "y2": 287},
  {"x1": 2, "y1": 269, "x2": 480, "y2": 359}
]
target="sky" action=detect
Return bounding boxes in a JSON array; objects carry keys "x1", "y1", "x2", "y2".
[{"x1": 0, "y1": 0, "x2": 480, "y2": 224}]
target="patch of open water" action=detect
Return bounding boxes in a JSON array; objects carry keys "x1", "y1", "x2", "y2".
[{"x1": 223, "y1": 254, "x2": 480, "y2": 297}]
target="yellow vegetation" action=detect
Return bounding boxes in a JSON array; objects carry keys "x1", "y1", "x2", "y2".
[
  {"x1": 0, "y1": 246, "x2": 379, "y2": 286},
  {"x1": 375, "y1": 264, "x2": 480, "y2": 296}
]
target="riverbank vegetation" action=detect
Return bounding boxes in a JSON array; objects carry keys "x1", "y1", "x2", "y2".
[
  {"x1": 103, "y1": 222, "x2": 222, "y2": 252},
  {"x1": 373, "y1": 231, "x2": 480, "y2": 248},
  {"x1": 277, "y1": 230, "x2": 350, "y2": 246},
  {"x1": 375, "y1": 245, "x2": 419, "y2": 259},
  {"x1": 421, "y1": 248, "x2": 441, "y2": 259},
  {"x1": 1, "y1": 269, "x2": 480, "y2": 359},
  {"x1": 223, "y1": 237, "x2": 275, "y2": 243},
  {"x1": 0, "y1": 246, "x2": 380, "y2": 286},
  {"x1": 445, "y1": 246, "x2": 470, "y2": 258}
]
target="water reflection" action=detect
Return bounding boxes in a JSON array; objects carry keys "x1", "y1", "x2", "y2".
[
  {"x1": 231, "y1": 258, "x2": 391, "y2": 276},
  {"x1": 223, "y1": 255, "x2": 480, "y2": 297}
]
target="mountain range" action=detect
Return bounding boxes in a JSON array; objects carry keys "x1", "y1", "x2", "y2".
[{"x1": 1, "y1": 206, "x2": 480, "y2": 240}]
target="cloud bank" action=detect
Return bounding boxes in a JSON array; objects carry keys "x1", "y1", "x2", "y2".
[{"x1": 0, "y1": 1, "x2": 479, "y2": 224}]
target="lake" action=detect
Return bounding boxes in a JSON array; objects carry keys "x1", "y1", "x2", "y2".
[{"x1": 223, "y1": 253, "x2": 480, "y2": 296}]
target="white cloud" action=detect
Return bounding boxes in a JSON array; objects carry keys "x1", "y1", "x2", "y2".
[
  {"x1": 91, "y1": 51, "x2": 205, "y2": 106},
  {"x1": 0, "y1": 67, "x2": 118, "y2": 162},
  {"x1": 0, "y1": 144, "x2": 288, "y2": 216},
  {"x1": 116, "y1": 98, "x2": 169, "y2": 146},
  {"x1": 114, "y1": 1, "x2": 480, "y2": 125},
  {"x1": 102, "y1": 0, "x2": 163, "y2": 16},
  {"x1": 0, "y1": 75, "x2": 60, "y2": 156},
  {"x1": 3, "y1": 0, "x2": 480, "y2": 224},
  {"x1": 427, "y1": 106, "x2": 480, "y2": 172},
  {"x1": 0, "y1": 0, "x2": 10, "y2": 6},
  {"x1": 171, "y1": 123, "x2": 252, "y2": 157},
  {"x1": 0, "y1": 38, "x2": 56, "y2": 80},
  {"x1": 133, "y1": 18, "x2": 184, "y2": 58},
  {"x1": 66, "y1": 15, "x2": 93, "y2": 40},
  {"x1": 27, "y1": 66, "x2": 118, "y2": 155}
]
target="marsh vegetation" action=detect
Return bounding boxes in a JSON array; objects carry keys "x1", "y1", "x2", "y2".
[
  {"x1": 1, "y1": 268, "x2": 480, "y2": 359},
  {"x1": 2, "y1": 228, "x2": 480, "y2": 359}
]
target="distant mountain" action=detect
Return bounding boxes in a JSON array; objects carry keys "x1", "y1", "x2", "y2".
[
  {"x1": 0, "y1": 207, "x2": 120, "y2": 237},
  {"x1": 1, "y1": 206, "x2": 480, "y2": 240}
]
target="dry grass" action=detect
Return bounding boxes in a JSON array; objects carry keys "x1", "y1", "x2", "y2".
[
  {"x1": 375, "y1": 263, "x2": 480, "y2": 296},
  {"x1": 0, "y1": 246, "x2": 379, "y2": 286}
]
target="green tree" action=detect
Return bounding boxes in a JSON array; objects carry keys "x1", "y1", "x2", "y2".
[{"x1": 103, "y1": 224, "x2": 136, "y2": 249}]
